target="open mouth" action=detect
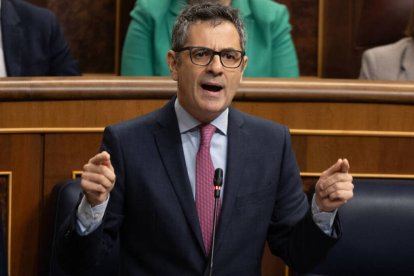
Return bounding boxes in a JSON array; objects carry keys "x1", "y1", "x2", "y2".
[{"x1": 201, "y1": 84, "x2": 223, "y2": 92}]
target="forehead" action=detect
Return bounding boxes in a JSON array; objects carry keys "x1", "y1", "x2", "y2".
[{"x1": 185, "y1": 20, "x2": 241, "y2": 49}]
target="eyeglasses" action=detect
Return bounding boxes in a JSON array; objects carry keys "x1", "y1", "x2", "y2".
[{"x1": 175, "y1": 46, "x2": 245, "y2": 68}]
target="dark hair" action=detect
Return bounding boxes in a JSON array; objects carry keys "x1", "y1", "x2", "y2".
[
  {"x1": 405, "y1": 5, "x2": 414, "y2": 38},
  {"x1": 171, "y1": 2, "x2": 246, "y2": 51}
]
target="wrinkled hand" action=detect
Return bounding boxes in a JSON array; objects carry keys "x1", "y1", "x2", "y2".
[
  {"x1": 315, "y1": 158, "x2": 354, "y2": 212},
  {"x1": 81, "y1": 151, "x2": 116, "y2": 207}
]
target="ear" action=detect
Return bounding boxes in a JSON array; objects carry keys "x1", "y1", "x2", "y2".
[
  {"x1": 239, "y1": 56, "x2": 248, "y2": 82},
  {"x1": 167, "y1": 50, "x2": 179, "y2": 81}
]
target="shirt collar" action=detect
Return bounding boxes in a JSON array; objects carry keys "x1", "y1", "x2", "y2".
[{"x1": 174, "y1": 98, "x2": 228, "y2": 135}]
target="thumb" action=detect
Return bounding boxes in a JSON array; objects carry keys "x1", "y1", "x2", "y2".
[
  {"x1": 340, "y1": 158, "x2": 350, "y2": 173},
  {"x1": 323, "y1": 158, "x2": 343, "y2": 176},
  {"x1": 100, "y1": 151, "x2": 112, "y2": 168}
]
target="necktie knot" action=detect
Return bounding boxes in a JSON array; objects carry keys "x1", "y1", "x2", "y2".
[{"x1": 199, "y1": 124, "x2": 216, "y2": 147}]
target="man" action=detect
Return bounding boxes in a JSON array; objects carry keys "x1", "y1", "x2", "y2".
[
  {"x1": 0, "y1": 0, "x2": 80, "y2": 76},
  {"x1": 58, "y1": 3, "x2": 353, "y2": 275}
]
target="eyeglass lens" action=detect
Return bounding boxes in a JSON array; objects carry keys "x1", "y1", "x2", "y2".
[{"x1": 190, "y1": 47, "x2": 243, "y2": 68}]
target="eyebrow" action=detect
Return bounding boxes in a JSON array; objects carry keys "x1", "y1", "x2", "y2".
[{"x1": 187, "y1": 46, "x2": 242, "y2": 51}]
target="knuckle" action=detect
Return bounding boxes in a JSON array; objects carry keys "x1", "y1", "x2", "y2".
[{"x1": 98, "y1": 174, "x2": 107, "y2": 185}]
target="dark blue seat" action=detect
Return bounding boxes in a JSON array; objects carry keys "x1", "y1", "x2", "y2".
[{"x1": 301, "y1": 178, "x2": 414, "y2": 276}]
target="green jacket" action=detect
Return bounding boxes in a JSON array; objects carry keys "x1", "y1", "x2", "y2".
[{"x1": 121, "y1": 0, "x2": 299, "y2": 77}]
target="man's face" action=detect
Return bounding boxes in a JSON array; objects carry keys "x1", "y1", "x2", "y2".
[{"x1": 167, "y1": 20, "x2": 248, "y2": 123}]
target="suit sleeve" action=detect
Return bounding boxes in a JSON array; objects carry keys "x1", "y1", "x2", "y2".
[
  {"x1": 48, "y1": 13, "x2": 80, "y2": 76},
  {"x1": 267, "y1": 126, "x2": 340, "y2": 273},
  {"x1": 56, "y1": 126, "x2": 124, "y2": 273},
  {"x1": 270, "y1": 5, "x2": 299, "y2": 78}
]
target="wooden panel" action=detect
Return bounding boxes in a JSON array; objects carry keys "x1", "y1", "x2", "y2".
[
  {"x1": 0, "y1": 77, "x2": 413, "y2": 275},
  {"x1": 1, "y1": 77, "x2": 414, "y2": 130},
  {"x1": 43, "y1": 134, "x2": 103, "y2": 193},
  {"x1": 234, "y1": 101, "x2": 414, "y2": 131},
  {"x1": 279, "y1": 0, "x2": 319, "y2": 76},
  {"x1": 355, "y1": 0, "x2": 412, "y2": 48},
  {"x1": 27, "y1": 0, "x2": 117, "y2": 74},
  {"x1": 0, "y1": 99, "x2": 166, "y2": 128},
  {"x1": 1, "y1": 99, "x2": 414, "y2": 131},
  {"x1": 49, "y1": 0, "x2": 117, "y2": 74},
  {"x1": 39, "y1": 133, "x2": 103, "y2": 274},
  {"x1": 319, "y1": 0, "x2": 363, "y2": 78},
  {"x1": 0, "y1": 135, "x2": 43, "y2": 276},
  {"x1": 292, "y1": 135, "x2": 414, "y2": 174},
  {"x1": 262, "y1": 243, "x2": 286, "y2": 276}
]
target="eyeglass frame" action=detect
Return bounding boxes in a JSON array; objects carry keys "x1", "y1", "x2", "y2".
[{"x1": 174, "y1": 46, "x2": 246, "y2": 69}]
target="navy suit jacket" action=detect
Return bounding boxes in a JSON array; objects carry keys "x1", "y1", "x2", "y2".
[
  {"x1": 58, "y1": 98, "x2": 339, "y2": 275},
  {"x1": 1, "y1": 0, "x2": 80, "y2": 76}
]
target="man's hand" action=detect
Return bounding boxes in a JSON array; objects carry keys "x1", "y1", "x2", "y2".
[
  {"x1": 315, "y1": 158, "x2": 354, "y2": 212},
  {"x1": 81, "y1": 151, "x2": 116, "y2": 207}
]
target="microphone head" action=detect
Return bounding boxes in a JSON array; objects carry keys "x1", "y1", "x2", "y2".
[{"x1": 213, "y1": 168, "x2": 223, "y2": 186}]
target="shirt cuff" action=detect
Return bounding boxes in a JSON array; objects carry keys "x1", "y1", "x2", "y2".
[
  {"x1": 76, "y1": 194, "x2": 109, "y2": 236},
  {"x1": 311, "y1": 194, "x2": 338, "y2": 237}
]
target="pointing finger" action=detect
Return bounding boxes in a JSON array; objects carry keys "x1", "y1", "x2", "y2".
[{"x1": 89, "y1": 151, "x2": 111, "y2": 166}]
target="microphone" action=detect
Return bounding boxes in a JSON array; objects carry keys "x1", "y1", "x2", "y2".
[
  {"x1": 209, "y1": 168, "x2": 223, "y2": 276},
  {"x1": 213, "y1": 168, "x2": 223, "y2": 199}
]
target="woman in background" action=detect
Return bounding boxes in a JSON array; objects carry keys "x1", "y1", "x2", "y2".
[
  {"x1": 359, "y1": 5, "x2": 414, "y2": 80},
  {"x1": 121, "y1": 0, "x2": 299, "y2": 78}
]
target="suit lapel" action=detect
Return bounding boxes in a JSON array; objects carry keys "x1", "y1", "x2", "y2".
[
  {"x1": 214, "y1": 108, "x2": 247, "y2": 253},
  {"x1": 1, "y1": 0, "x2": 23, "y2": 76},
  {"x1": 154, "y1": 98, "x2": 205, "y2": 252}
]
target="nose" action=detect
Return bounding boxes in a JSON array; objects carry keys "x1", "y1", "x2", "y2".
[{"x1": 206, "y1": 54, "x2": 224, "y2": 75}]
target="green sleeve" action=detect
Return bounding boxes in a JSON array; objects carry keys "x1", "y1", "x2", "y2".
[
  {"x1": 121, "y1": 0, "x2": 155, "y2": 76},
  {"x1": 270, "y1": 5, "x2": 299, "y2": 78}
]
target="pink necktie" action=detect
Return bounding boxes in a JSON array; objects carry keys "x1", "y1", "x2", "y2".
[{"x1": 196, "y1": 124, "x2": 217, "y2": 256}]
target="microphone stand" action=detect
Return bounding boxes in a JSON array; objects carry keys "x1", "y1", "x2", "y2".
[{"x1": 208, "y1": 168, "x2": 223, "y2": 276}]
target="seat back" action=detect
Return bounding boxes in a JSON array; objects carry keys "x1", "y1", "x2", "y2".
[{"x1": 308, "y1": 178, "x2": 414, "y2": 275}]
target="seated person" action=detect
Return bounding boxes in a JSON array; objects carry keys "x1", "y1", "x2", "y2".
[
  {"x1": 359, "y1": 6, "x2": 414, "y2": 80},
  {"x1": 121, "y1": 0, "x2": 299, "y2": 77},
  {"x1": 0, "y1": 0, "x2": 80, "y2": 76}
]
